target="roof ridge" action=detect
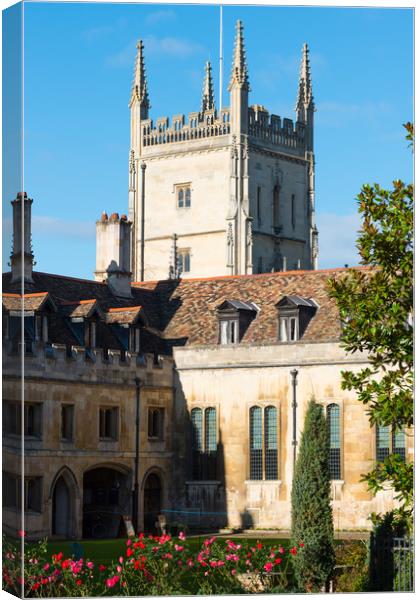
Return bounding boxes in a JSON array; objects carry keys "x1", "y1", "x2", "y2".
[
  {"x1": 108, "y1": 306, "x2": 142, "y2": 312},
  {"x1": 132, "y1": 265, "x2": 368, "y2": 287}
]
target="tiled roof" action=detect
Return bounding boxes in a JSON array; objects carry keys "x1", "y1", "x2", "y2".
[
  {"x1": 133, "y1": 268, "x2": 365, "y2": 347},
  {"x1": 3, "y1": 267, "x2": 365, "y2": 352},
  {"x1": 2, "y1": 292, "x2": 52, "y2": 312},
  {"x1": 106, "y1": 306, "x2": 143, "y2": 325}
]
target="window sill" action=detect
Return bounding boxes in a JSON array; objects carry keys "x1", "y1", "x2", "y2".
[
  {"x1": 245, "y1": 480, "x2": 282, "y2": 485},
  {"x1": 99, "y1": 438, "x2": 119, "y2": 443}
]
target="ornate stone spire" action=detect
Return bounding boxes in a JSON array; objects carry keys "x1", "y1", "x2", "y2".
[
  {"x1": 295, "y1": 43, "x2": 314, "y2": 119},
  {"x1": 201, "y1": 61, "x2": 215, "y2": 113},
  {"x1": 228, "y1": 20, "x2": 250, "y2": 91},
  {"x1": 129, "y1": 40, "x2": 150, "y2": 118}
]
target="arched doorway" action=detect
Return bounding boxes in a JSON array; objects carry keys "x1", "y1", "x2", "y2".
[
  {"x1": 83, "y1": 466, "x2": 131, "y2": 538},
  {"x1": 52, "y1": 476, "x2": 70, "y2": 537},
  {"x1": 143, "y1": 473, "x2": 162, "y2": 533}
]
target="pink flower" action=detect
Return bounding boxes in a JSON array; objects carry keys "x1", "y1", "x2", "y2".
[
  {"x1": 178, "y1": 531, "x2": 186, "y2": 541},
  {"x1": 76, "y1": 579, "x2": 82, "y2": 586},
  {"x1": 174, "y1": 544, "x2": 184, "y2": 552},
  {"x1": 106, "y1": 575, "x2": 120, "y2": 588},
  {"x1": 278, "y1": 546, "x2": 284, "y2": 554},
  {"x1": 43, "y1": 563, "x2": 50, "y2": 571},
  {"x1": 210, "y1": 560, "x2": 218, "y2": 567},
  {"x1": 204, "y1": 571, "x2": 209, "y2": 576},
  {"x1": 18, "y1": 530, "x2": 26, "y2": 538},
  {"x1": 264, "y1": 562, "x2": 273, "y2": 572},
  {"x1": 217, "y1": 560, "x2": 225, "y2": 567},
  {"x1": 186, "y1": 558, "x2": 194, "y2": 567},
  {"x1": 87, "y1": 561, "x2": 94, "y2": 569},
  {"x1": 126, "y1": 539, "x2": 131, "y2": 546},
  {"x1": 231, "y1": 569, "x2": 237, "y2": 575},
  {"x1": 99, "y1": 564, "x2": 106, "y2": 572},
  {"x1": 119, "y1": 556, "x2": 124, "y2": 564},
  {"x1": 117, "y1": 566, "x2": 122, "y2": 573}
]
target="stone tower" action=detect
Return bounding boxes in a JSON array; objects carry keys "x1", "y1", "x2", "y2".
[{"x1": 127, "y1": 21, "x2": 318, "y2": 281}]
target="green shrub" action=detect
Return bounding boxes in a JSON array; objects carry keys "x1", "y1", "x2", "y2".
[
  {"x1": 334, "y1": 540, "x2": 369, "y2": 592},
  {"x1": 291, "y1": 399, "x2": 335, "y2": 592}
]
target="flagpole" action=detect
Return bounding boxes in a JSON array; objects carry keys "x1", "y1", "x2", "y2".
[{"x1": 219, "y1": 4, "x2": 223, "y2": 114}]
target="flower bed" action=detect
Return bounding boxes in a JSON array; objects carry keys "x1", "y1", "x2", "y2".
[{"x1": 3, "y1": 532, "x2": 302, "y2": 596}]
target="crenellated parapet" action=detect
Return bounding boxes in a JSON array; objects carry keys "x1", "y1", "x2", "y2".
[
  {"x1": 3, "y1": 340, "x2": 174, "y2": 387},
  {"x1": 141, "y1": 108, "x2": 231, "y2": 148},
  {"x1": 248, "y1": 105, "x2": 306, "y2": 152}
]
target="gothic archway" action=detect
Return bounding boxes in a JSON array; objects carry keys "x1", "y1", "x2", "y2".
[
  {"x1": 50, "y1": 467, "x2": 78, "y2": 539},
  {"x1": 82, "y1": 466, "x2": 131, "y2": 538}
]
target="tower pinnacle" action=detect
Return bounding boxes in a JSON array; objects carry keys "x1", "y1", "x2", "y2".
[
  {"x1": 201, "y1": 61, "x2": 215, "y2": 113},
  {"x1": 129, "y1": 40, "x2": 150, "y2": 118},
  {"x1": 228, "y1": 20, "x2": 250, "y2": 91},
  {"x1": 295, "y1": 42, "x2": 314, "y2": 120}
]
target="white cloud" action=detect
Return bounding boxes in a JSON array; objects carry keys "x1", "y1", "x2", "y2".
[
  {"x1": 316, "y1": 212, "x2": 362, "y2": 269},
  {"x1": 145, "y1": 10, "x2": 176, "y2": 25},
  {"x1": 82, "y1": 25, "x2": 114, "y2": 42},
  {"x1": 317, "y1": 100, "x2": 391, "y2": 128},
  {"x1": 82, "y1": 17, "x2": 127, "y2": 42},
  {"x1": 32, "y1": 216, "x2": 93, "y2": 239},
  {"x1": 106, "y1": 35, "x2": 204, "y2": 67}
]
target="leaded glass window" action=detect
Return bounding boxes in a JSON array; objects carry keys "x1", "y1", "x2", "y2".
[
  {"x1": 376, "y1": 424, "x2": 390, "y2": 463},
  {"x1": 264, "y1": 406, "x2": 278, "y2": 480},
  {"x1": 250, "y1": 406, "x2": 263, "y2": 480},
  {"x1": 191, "y1": 407, "x2": 217, "y2": 480},
  {"x1": 205, "y1": 407, "x2": 217, "y2": 479},
  {"x1": 392, "y1": 428, "x2": 406, "y2": 462},
  {"x1": 178, "y1": 189, "x2": 184, "y2": 208},
  {"x1": 327, "y1": 404, "x2": 341, "y2": 480},
  {"x1": 250, "y1": 406, "x2": 279, "y2": 480}
]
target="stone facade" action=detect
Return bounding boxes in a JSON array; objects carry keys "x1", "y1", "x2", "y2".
[{"x1": 3, "y1": 347, "x2": 173, "y2": 540}]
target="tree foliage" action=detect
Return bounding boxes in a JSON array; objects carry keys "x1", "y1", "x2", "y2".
[
  {"x1": 291, "y1": 399, "x2": 335, "y2": 592},
  {"x1": 328, "y1": 123, "x2": 413, "y2": 524}
]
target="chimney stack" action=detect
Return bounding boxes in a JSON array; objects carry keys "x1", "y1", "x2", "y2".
[
  {"x1": 94, "y1": 211, "x2": 133, "y2": 298},
  {"x1": 10, "y1": 192, "x2": 34, "y2": 284}
]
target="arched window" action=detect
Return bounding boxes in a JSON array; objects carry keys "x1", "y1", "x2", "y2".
[
  {"x1": 250, "y1": 406, "x2": 279, "y2": 480},
  {"x1": 264, "y1": 406, "x2": 278, "y2": 480},
  {"x1": 327, "y1": 404, "x2": 341, "y2": 479},
  {"x1": 205, "y1": 407, "x2": 217, "y2": 479},
  {"x1": 178, "y1": 189, "x2": 184, "y2": 208},
  {"x1": 191, "y1": 407, "x2": 217, "y2": 480},
  {"x1": 250, "y1": 407, "x2": 263, "y2": 480}
]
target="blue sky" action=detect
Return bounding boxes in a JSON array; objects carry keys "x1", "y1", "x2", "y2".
[{"x1": 2, "y1": 2, "x2": 414, "y2": 278}]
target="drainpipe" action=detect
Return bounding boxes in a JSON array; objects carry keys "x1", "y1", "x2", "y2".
[
  {"x1": 290, "y1": 369, "x2": 298, "y2": 470},
  {"x1": 133, "y1": 377, "x2": 142, "y2": 533}
]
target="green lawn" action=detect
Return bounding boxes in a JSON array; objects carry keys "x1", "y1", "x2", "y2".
[{"x1": 42, "y1": 536, "x2": 289, "y2": 565}]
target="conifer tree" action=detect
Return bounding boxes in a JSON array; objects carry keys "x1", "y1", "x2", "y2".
[{"x1": 291, "y1": 399, "x2": 335, "y2": 592}]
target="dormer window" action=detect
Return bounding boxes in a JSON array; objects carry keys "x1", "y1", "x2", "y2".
[
  {"x1": 279, "y1": 315, "x2": 298, "y2": 342},
  {"x1": 220, "y1": 319, "x2": 239, "y2": 345},
  {"x1": 217, "y1": 300, "x2": 258, "y2": 345},
  {"x1": 276, "y1": 295, "x2": 317, "y2": 342}
]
